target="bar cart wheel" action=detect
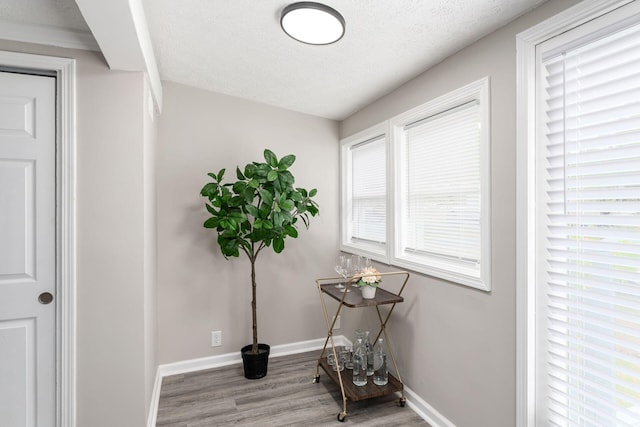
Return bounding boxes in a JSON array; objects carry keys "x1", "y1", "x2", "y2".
[
  {"x1": 399, "y1": 397, "x2": 406, "y2": 407},
  {"x1": 337, "y1": 412, "x2": 347, "y2": 422},
  {"x1": 313, "y1": 375, "x2": 320, "y2": 384}
]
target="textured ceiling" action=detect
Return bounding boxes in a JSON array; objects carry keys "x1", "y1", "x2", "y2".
[
  {"x1": 142, "y1": 0, "x2": 546, "y2": 119},
  {"x1": 0, "y1": 0, "x2": 547, "y2": 120}
]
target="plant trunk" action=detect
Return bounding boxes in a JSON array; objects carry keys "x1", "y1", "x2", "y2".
[{"x1": 250, "y1": 256, "x2": 258, "y2": 354}]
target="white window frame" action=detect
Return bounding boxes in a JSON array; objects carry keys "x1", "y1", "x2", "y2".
[
  {"x1": 340, "y1": 122, "x2": 389, "y2": 261},
  {"x1": 515, "y1": 1, "x2": 638, "y2": 425},
  {"x1": 390, "y1": 77, "x2": 491, "y2": 290},
  {"x1": 340, "y1": 77, "x2": 491, "y2": 291}
]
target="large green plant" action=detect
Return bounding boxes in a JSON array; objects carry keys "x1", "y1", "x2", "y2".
[{"x1": 200, "y1": 149, "x2": 319, "y2": 354}]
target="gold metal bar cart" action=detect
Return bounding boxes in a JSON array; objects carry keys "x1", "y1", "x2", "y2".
[{"x1": 312, "y1": 271, "x2": 410, "y2": 422}]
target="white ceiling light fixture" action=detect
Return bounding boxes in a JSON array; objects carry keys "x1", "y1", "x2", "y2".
[{"x1": 280, "y1": 2, "x2": 345, "y2": 45}]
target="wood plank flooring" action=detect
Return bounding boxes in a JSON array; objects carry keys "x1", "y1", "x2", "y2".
[{"x1": 156, "y1": 350, "x2": 430, "y2": 426}]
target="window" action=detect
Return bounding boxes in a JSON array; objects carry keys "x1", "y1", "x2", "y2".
[
  {"x1": 517, "y1": 1, "x2": 640, "y2": 425},
  {"x1": 340, "y1": 78, "x2": 491, "y2": 290},
  {"x1": 340, "y1": 123, "x2": 387, "y2": 258}
]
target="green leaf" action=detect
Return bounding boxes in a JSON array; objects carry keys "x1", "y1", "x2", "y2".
[
  {"x1": 280, "y1": 199, "x2": 295, "y2": 211},
  {"x1": 205, "y1": 203, "x2": 218, "y2": 215},
  {"x1": 236, "y1": 167, "x2": 245, "y2": 180},
  {"x1": 262, "y1": 220, "x2": 274, "y2": 230},
  {"x1": 258, "y1": 189, "x2": 273, "y2": 207},
  {"x1": 203, "y1": 217, "x2": 219, "y2": 228},
  {"x1": 273, "y1": 211, "x2": 284, "y2": 227},
  {"x1": 256, "y1": 163, "x2": 271, "y2": 177},
  {"x1": 280, "y1": 170, "x2": 295, "y2": 185},
  {"x1": 273, "y1": 176, "x2": 284, "y2": 193},
  {"x1": 281, "y1": 210, "x2": 293, "y2": 224},
  {"x1": 229, "y1": 211, "x2": 246, "y2": 221},
  {"x1": 264, "y1": 149, "x2": 278, "y2": 167},
  {"x1": 200, "y1": 182, "x2": 217, "y2": 197},
  {"x1": 278, "y1": 154, "x2": 296, "y2": 170},
  {"x1": 273, "y1": 237, "x2": 285, "y2": 253},
  {"x1": 285, "y1": 225, "x2": 298, "y2": 238},
  {"x1": 309, "y1": 188, "x2": 317, "y2": 197},
  {"x1": 267, "y1": 170, "x2": 278, "y2": 181},
  {"x1": 259, "y1": 203, "x2": 271, "y2": 218},
  {"x1": 248, "y1": 178, "x2": 260, "y2": 189},
  {"x1": 232, "y1": 181, "x2": 247, "y2": 194},
  {"x1": 216, "y1": 168, "x2": 225, "y2": 182},
  {"x1": 220, "y1": 218, "x2": 237, "y2": 231},
  {"x1": 290, "y1": 191, "x2": 302, "y2": 202},
  {"x1": 221, "y1": 238, "x2": 239, "y2": 257},
  {"x1": 244, "y1": 164, "x2": 256, "y2": 178},
  {"x1": 243, "y1": 186, "x2": 256, "y2": 203},
  {"x1": 211, "y1": 197, "x2": 222, "y2": 208},
  {"x1": 245, "y1": 205, "x2": 259, "y2": 218}
]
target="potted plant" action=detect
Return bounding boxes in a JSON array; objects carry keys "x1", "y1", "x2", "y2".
[
  {"x1": 200, "y1": 149, "x2": 319, "y2": 379},
  {"x1": 355, "y1": 266, "x2": 382, "y2": 299}
]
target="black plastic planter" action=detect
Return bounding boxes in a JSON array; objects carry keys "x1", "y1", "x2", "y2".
[{"x1": 240, "y1": 343, "x2": 270, "y2": 379}]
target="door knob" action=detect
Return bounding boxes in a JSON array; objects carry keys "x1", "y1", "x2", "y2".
[{"x1": 38, "y1": 292, "x2": 54, "y2": 304}]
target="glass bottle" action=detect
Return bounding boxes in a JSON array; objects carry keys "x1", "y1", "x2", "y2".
[
  {"x1": 364, "y1": 331, "x2": 374, "y2": 376},
  {"x1": 373, "y1": 337, "x2": 388, "y2": 386},
  {"x1": 352, "y1": 336, "x2": 368, "y2": 386}
]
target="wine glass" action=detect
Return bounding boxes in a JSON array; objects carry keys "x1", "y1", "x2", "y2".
[
  {"x1": 362, "y1": 256, "x2": 372, "y2": 270},
  {"x1": 334, "y1": 255, "x2": 346, "y2": 289}
]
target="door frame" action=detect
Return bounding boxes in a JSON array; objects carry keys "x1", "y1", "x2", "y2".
[{"x1": 0, "y1": 50, "x2": 76, "y2": 427}]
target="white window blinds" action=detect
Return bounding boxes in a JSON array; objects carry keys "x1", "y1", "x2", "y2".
[
  {"x1": 341, "y1": 78, "x2": 489, "y2": 289},
  {"x1": 350, "y1": 136, "x2": 386, "y2": 246},
  {"x1": 539, "y1": 20, "x2": 640, "y2": 426},
  {"x1": 399, "y1": 101, "x2": 482, "y2": 272}
]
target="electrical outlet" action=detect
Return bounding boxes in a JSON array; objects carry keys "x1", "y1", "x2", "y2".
[
  {"x1": 211, "y1": 330, "x2": 222, "y2": 347},
  {"x1": 333, "y1": 315, "x2": 341, "y2": 330}
]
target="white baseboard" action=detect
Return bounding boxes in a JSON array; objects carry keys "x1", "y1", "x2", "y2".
[
  {"x1": 147, "y1": 335, "x2": 454, "y2": 427},
  {"x1": 403, "y1": 385, "x2": 456, "y2": 427},
  {"x1": 146, "y1": 370, "x2": 163, "y2": 427}
]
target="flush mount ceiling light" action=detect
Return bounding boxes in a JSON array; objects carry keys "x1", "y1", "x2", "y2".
[{"x1": 281, "y1": 2, "x2": 345, "y2": 45}]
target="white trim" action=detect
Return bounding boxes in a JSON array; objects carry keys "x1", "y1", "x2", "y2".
[
  {"x1": 515, "y1": 1, "x2": 636, "y2": 426},
  {"x1": 74, "y1": 0, "x2": 163, "y2": 114},
  {"x1": 339, "y1": 121, "x2": 389, "y2": 262},
  {"x1": 128, "y1": 0, "x2": 163, "y2": 114},
  {"x1": 0, "y1": 50, "x2": 77, "y2": 427},
  {"x1": 340, "y1": 78, "x2": 492, "y2": 291},
  {"x1": 403, "y1": 386, "x2": 456, "y2": 427},
  {"x1": 146, "y1": 335, "x2": 453, "y2": 427},
  {"x1": 0, "y1": 20, "x2": 99, "y2": 52},
  {"x1": 156, "y1": 337, "x2": 341, "y2": 378},
  {"x1": 146, "y1": 370, "x2": 163, "y2": 427},
  {"x1": 389, "y1": 77, "x2": 491, "y2": 291}
]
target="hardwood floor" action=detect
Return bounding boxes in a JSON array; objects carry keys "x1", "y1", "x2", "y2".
[{"x1": 156, "y1": 350, "x2": 430, "y2": 426}]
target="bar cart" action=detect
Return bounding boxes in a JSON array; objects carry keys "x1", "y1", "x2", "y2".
[{"x1": 313, "y1": 271, "x2": 410, "y2": 422}]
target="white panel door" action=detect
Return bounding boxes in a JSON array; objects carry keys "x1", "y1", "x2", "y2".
[{"x1": 0, "y1": 71, "x2": 56, "y2": 427}]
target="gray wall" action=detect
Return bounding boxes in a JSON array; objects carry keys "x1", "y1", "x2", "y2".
[
  {"x1": 156, "y1": 82, "x2": 339, "y2": 364},
  {"x1": 0, "y1": 41, "x2": 158, "y2": 427},
  {"x1": 340, "y1": 1, "x2": 580, "y2": 426}
]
